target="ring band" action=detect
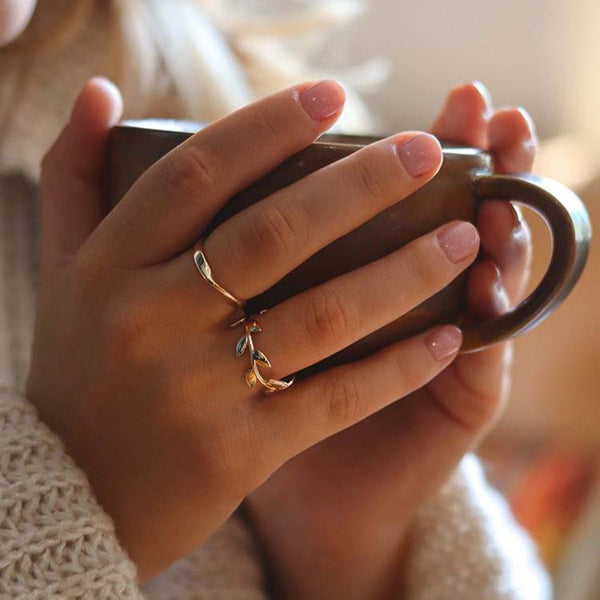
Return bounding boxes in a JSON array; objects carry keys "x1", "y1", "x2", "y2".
[
  {"x1": 193, "y1": 240, "x2": 294, "y2": 393},
  {"x1": 193, "y1": 241, "x2": 243, "y2": 309}
]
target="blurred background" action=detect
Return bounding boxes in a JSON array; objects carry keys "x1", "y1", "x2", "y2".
[{"x1": 311, "y1": 1, "x2": 600, "y2": 597}]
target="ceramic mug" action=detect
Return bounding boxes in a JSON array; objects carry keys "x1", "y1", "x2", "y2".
[{"x1": 105, "y1": 121, "x2": 592, "y2": 377}]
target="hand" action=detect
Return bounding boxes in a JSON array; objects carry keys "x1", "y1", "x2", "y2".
[
  {"x1": 245, "y1": 82, "x2": 536, "y2": 600},
  {"x1": 26, "y1": 78, "x2": 481, "y2": 582}
]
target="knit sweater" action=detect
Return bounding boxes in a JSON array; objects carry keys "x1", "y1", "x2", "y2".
[{"x1": 0, "y1": 8, "x2": 552, "y2": 600}]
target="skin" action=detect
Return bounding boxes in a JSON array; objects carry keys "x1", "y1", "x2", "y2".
[
  {"x1": 245, "y1": 83, "x2": 537, "y2": 599},
  {"x1": 25, "y1": 76, "x2": 535, "y2": 594}
]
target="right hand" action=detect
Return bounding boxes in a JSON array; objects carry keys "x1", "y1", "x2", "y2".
[{"x1": 26, "y1": 77, "x2": 479, "y2": 582}]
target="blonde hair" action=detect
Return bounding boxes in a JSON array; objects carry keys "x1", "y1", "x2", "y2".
[{"x1": 8, "y1": 0, "x2": 385, "y2": 132}]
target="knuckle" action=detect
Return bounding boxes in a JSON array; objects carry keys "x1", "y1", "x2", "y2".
[
  {"x1": 104, "y1": 295, "x2": 156, "y2": 362},
  {"x1": 69, "y1": 254, "x2": 109, "y2": 298},
  {"x1": 403, "y1": 246, "x2": 440, "y2": 291},
  {"x1": 350, "y1": 154, "x2": 388, "y2": 205},
  {"x1": 403, "y1": 236, "x2": 456, "y2": 291},
  {"x1": 248, "y1": 202, "x2": 297, "y2": 258},
  {"x1": 305, "y1": 286, "x2": 355, "y2": 346},
  {"x1": 195, "y1": 416, "x2": 271, "y2": 497},
  {"x1": 459, "y1": 393, "x2": 504, "y2": 431},
  {"x1": 391, "y1": 347, "x2": 426, "y2": 393},
  {"x1": 108, "y1": 304, "x2": 145, "y2": 351},
  {"x1": 320, "y1": 371, "x2": 364, "y2": 426},
  {"x1": 158, "y1": 143, "x2": 218, "y2": 199},
  {"x1": 446, "y1": 361, "x2": 506, "y2": 430}
]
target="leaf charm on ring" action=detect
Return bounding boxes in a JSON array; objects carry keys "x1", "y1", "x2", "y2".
[
  {"x1": 251, "y1": 349, "x2": 271, "y2": 368},
  {"x1": 195, "y1": 252, "x2": 213, "y2": 281},
  {"x1": 232, "y1": 313, "x2": 293, "y2": 393},
  {"x1": 265, "y1": 377, "x2": 294, "y2": 391},
  {"x1": 235, "y1": 335, "x2": 249, "y2": 357},
  {"x1": 245, "y1": 369, "x2": 257, "y2": 387}
]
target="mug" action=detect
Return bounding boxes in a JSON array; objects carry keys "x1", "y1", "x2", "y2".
[{"x1": 106, "y1": 120, "x2": 592, "y2": 378}]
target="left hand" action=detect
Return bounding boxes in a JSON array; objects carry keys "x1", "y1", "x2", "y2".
[{"x1": 245, "y1": 82, "x2": 536, "y2": 600}]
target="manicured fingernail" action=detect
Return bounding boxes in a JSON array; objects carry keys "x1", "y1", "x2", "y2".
[
  {"x1": 437, "y1": 222, "x2": 479, "y2": 263},
  {"x1": 426, "y1": 325, "x2": 462, "y2": 361},
  {"x1": 396, "y1": 133, "x2": 442, "y2": 177},
  {"x1": 299, "y1": 80, "x2": 345, "y2": 121}
]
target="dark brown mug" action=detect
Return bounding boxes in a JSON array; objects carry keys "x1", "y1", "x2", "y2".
[{"x1": 106, "y1": 120, "x2": 592, "y2": 378}]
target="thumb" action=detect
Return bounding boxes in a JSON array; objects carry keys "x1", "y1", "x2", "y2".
[
  {"x1": 39, "y1": 77, "x2": 123, "y2": 277},
  {"x1": 371, "y1": 344, "x2": 511, "y2": 514}
]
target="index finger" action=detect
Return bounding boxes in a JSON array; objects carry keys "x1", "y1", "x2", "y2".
[{"x1": 90, "y1": 80, "x2": 346, "y2": 268}]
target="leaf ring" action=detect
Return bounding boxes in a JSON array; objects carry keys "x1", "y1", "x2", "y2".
[{"x1": 193, "y1": 240, "x2": 294, "y2": 393}]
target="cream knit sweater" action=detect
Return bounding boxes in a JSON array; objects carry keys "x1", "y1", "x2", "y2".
[{"x1": 0, "y1": 12, "x2": 552, "y2": 600}]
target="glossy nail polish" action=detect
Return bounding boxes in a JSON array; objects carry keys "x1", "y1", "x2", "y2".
[
  {"x1": 298, "y1": 80, "x2": 345, "y2": 121},
  {"x1": 396, "y1": 134, "x2": 442, "y2": 177},
  {"x1": 437, "y1": 222, "x2": 479, "y2": 263},
  {"x1": 426, "y1": 325, "x2": 462, "y2": 360}
]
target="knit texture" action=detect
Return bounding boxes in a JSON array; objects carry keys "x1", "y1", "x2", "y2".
[
  {"x1": 0, "y1": 5, "x2": 552, "y2": 597},
  {"x1": 0, "y1": 384, "x2": 141, "y2": 599},
  {"x1": 404, "y1": 455, "x2": 552, "y2": 600}
]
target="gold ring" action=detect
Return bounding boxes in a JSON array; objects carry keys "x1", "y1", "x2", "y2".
[{"x1": 193, "y1": 240, "x2": 294, "y2": 393}]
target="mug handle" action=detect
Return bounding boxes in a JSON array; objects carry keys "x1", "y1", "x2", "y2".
[{"x1": 460, "y1": 172, "x2": 592, "y2": 352}]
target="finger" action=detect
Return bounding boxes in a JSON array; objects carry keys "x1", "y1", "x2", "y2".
[
  {"x1": 476, "y1": 200, "x2": 532, "y2": 303},
  {"x1": 254, "y1": 325, "x2": 463, "y2": 464},
  {"x1": 39, "y1": 77, "x2": 123, "y2": 277},
  {"x1": 0, "y1": 0, "x2": 37, "y2": 45},
  {"x1": 471, "y1": 107, "x2": 536, "y2": 304},
  {"x1": 425, "y1": 340, "x2": 513, "y2": 433},
  {"x1": 239, "y1": 221, "x2": 478, "y2": 379},
  {"x1": 183, "y1": 132, "x2": 442, "y2": 300},
  {"x1": 429, "y1": 81, "x2": 492, "y2": 148},
  {"x1": 488, "y1": 106, "x2": 537, "y2": 173},
  {"x1": 94, "y1": 80, "x2": 346, "y2": 268}
]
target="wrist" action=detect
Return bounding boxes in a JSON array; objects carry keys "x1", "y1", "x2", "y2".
[{"x1": 245, "y1": 496, "x2": 410, "y2": 600}]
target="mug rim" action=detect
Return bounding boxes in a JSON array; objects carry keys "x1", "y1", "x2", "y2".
[{"x1": 116, "y1": 119, "x2": 488, "y2": 160}]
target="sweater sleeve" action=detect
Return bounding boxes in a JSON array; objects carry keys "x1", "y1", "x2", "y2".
[
  {"x1": 0, "y1": 383, "x2": 143, "y2": 599},
  {"x1": 402, "y1": 454, "x2": 553, "y2": 600}
]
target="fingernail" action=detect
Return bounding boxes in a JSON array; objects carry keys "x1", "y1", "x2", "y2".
[
  {"x1": 471, "y1": 81, "x2": 494, "y2": 117},
  {"x1": 299, "y1": 80, "x2": 345, "y2": 121},
  {"x1": 437, "y1": 222, "x2": 479, "y2": 263},
  {"x1": 508, "y1": 202, "x2": 524, "y2": 232},
  {"x1": 396, "y1": 133, "x2": 442, "y2": 177},
  {"x1": 486, "y1": 261, "x2": 510, "y2": 314},
  {"x1": 516, "y1": 106, "x2": 536, "y2": 138},
  {"x1": 426, "y1": 325, "x2": 462, "y2": 361},
  {"x1": 489, "y1": 261, "x2": 503, "y2": 294}
]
